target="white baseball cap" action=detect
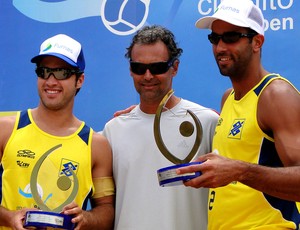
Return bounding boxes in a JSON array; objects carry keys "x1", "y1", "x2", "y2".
[
  {"x1": 195, "y1": 0, "x2": 265, "y2": 35},
  {"x1": 31, "y1": 34, "x2": 85, "y2": 71}
]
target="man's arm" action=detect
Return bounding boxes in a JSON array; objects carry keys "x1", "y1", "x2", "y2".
[
  {"x1": 0, "y1": 115, "x2": 31, "y2": 229},
  {"x1": 90, "y1": 132, "x2": 114, "y2": 229},
  {"x1": 177, "y1": 80, "x2": 300, "y2": 201},
  {"x1": 240, "y1": 79, "x2": 300, "y2": 200}
]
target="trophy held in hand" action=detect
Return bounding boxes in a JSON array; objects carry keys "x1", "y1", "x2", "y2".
[
  {"x1": 24, "y1": 144, "x2": 78, "y2": 230},
  {"x1": 155, "y1": 90, "x2": 203, "y2": 187}
]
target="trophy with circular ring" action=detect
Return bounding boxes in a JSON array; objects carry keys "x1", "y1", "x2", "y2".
[
  {"x1": 23, "y1": 144, "x2": 78, "y2": 230},
  {"x1": 155, "y1": 89, "x2": 203, "y2": 187}
]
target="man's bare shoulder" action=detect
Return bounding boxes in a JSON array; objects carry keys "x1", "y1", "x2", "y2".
[
  {"x1": 0, "y1": 115, "x2": 17, "y2": 134},
  {"x1": 91, "y1": 130, "x2": 112, "y2": 160},
  {"x1": 265, "y1": 78, "x2": 298, "y2": 94},
  {"x1": 0, "y1": 115, "x2": 18, "y2": 156},
  {"x1": 92, "y1": 130, "x2": 110, "y2": 145},
  {"x1": 258, "y1": 78, "x2": 300, "y2": 133},
  {"x1": 90, "y1": 130, "x2": 113, "y2": 177},
  {"x1": 259, "y1": 78, "x2": 299, "y2": 108}
]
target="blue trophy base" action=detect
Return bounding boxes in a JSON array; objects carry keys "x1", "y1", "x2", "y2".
[
  {"x1": 24, "y1": 211, "x2": 75, "y2": 230},
  {"x1": 157, "y1": 162, "x2": 202, "y2": 186}
]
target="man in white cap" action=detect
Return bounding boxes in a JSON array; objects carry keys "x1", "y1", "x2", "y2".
[
  {"x1": 0, "y1": 34, "x2": 115, "y2": 229},
  {"x1": 177, "y1": 0, "x2": 300, "y2": 229}
]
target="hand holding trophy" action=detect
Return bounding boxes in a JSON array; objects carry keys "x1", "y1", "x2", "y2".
[
  {"x1": 23, "y1": 144, "x2": 78, "y2": 230},
  {"x1": 155, "y1": 89, "x2": 203, "y2": 186}
]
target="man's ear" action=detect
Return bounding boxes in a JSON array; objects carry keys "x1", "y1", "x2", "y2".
[
  {"x1": 171, "y1": 59, "x2": 179, "y2": 76},
  {"x1": 76, "y1": 73, "x2": 84, "y2": 89},
  {"x1": 253, "y1": 34, "x2": 264, "y2": 52}
]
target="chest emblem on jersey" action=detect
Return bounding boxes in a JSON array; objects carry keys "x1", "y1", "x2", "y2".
[
  {"x1": 228, "y1": 119, "x2": 245, "y2": 139},
  {"x1": 59, "y1": 159, "x2": 79, "y2": 177}
]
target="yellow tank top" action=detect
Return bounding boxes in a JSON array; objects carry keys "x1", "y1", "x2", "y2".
[
  {"x1": 1, "y1": 109, "x2": 94, "y2": 225},
  {"x1": 209, "y1": 74, "x2": 300, "y2": 230}
]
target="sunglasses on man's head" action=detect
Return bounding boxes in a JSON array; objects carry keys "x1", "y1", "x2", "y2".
[
  {"x1": 208, "y1": 31, "x2": 258, "y2": 45},
  {"x1": 35, "y1": 67, "x2": 82, "y2": 80},
  {"x1": 130, "y1": 59, "x2": 175, "y2": 75}
]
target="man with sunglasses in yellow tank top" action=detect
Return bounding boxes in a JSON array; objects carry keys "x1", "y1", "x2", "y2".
[
  {"x1": 177, "y1": 0, "x2": 300, "y2": 229},
  {"x1": 0, "y1": 34, "x2": 115, "y2": 229}
]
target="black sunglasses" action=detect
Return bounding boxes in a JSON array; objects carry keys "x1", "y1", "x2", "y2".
[
  {"x1": 208, "y1": 31, "x2": 257, "y2": 45},
  {"x1": 35, "y1": 67, "x2": 82, "y2": 80},
  {"x1": 130, "y1": 59, "x2": 175, "y2": 75}
]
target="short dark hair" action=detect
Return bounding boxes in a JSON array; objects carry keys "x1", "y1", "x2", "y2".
[{"x1": 125, "y1": 25, "x2": 183, "y2": 60}]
